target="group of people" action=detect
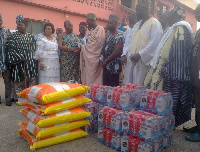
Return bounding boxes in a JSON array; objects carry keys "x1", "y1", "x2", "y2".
[{"x1": 0, "y1": 0, "x2": 200, "y2": 142}]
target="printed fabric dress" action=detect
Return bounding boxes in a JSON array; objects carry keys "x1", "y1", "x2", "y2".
[
  {"x1": 35, "y1": 35, "x2": 60, "y2": 84},
  {"x1": 60, "y1": 33, "x2": 82, "y2": 83}
]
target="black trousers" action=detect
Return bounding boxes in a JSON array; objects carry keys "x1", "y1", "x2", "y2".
[
  {"x1": 2, "y1": 69, "x2": 12, "y2": 102},
  {"x1": 194, "y1": 87, "x2": 200, "y2": 134},
  {"x1": 103, "y1": 68, "x2": 119, "y2": 87}
]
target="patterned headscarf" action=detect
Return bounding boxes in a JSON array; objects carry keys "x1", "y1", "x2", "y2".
[
  {"x1": 79, "y1": 22, "x2": 87, "y2": 27},
  {"x1": 137, "y1": 0, "x2": 151, "y2": 10},
  {"x1": 16, "y1": 15, "x2": 24, "y2": 22},
  {"x1": 171, "y1": 6, "x2": 186, "y2": 19},
  {"x1": 18, "y1": 19, "x2": 28, "y2": 26}
]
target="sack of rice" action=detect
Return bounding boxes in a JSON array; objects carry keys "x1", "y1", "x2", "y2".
[
  {"x1": 20, "y1": 108, "x2": 91, "y2": 127},
  {"x1": 18, "y1": 95, "x2": 91, "y2": 115},
  {"x1": 19, "y1": 119, "x2": 90, "y2": 139},
  {"x1": 18, "y1": 128, "x2": 87, "y2": 150},
  {"x1": 18, "y1": 82, "x2": 90, "y2": 104}
]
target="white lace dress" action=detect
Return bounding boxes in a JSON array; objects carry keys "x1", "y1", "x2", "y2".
[{"x1": 35, "y1": 35, "x2": 60, "y2": 84}]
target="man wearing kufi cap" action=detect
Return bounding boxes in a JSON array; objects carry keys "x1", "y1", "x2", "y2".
[
  {"x1": 10, "y1": 14, "x2": 24, "y2": 33},
  {"x1": 122, "y1": 0, "x2": 163, "y2": 85},
  {"x1": 6, "y1": 19, "x2": 37, "y2": 97},
  {"x1": 0, "y1": 13, "x2": 13, "y2": 106},
  {"x1": 145, "y1": 5, "x2": 193, "y2": 127}
]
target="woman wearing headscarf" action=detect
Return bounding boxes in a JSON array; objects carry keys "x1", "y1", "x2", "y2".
[{"x1": 144, "y1": 6, "x2": 193, "y2": 127}]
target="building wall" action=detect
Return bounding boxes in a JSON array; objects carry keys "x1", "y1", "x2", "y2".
[
  {"x1": 0, "y1": 0, "x2": 133, "y2": 34},
  {"x1": 135, "y1": 0, "x2": 197, "y2": 31},
  {"x1": 157, "y1": 0, "x2": 197, "y2": 31}
]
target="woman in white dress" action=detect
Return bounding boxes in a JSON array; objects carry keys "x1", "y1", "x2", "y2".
[{"x1": 35, "y1": 23, "x2": 60, "y2": 84}]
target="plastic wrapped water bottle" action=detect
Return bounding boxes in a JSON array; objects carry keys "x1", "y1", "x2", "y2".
[
  {"x1": 110, "y1": 112, "x2": 124, "y2": 132},
  {"x1": 110, "y1": 132, "x2": 121, "y2": 151}
]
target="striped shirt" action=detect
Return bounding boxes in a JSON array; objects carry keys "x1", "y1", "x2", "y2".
[{"x1": 5, "y1": 31, "x2": 37, "y2": 82}]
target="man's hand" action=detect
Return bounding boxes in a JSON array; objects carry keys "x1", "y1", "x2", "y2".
[
  {"x1": 130, "y1": 53, "x2": 141, "y2": 63},
  {"x1": 69, "y1": 47, "x2": 81, "y2": 52},
  {"x1": 121, "y1": 55, "x2": 127, "y2": 64},
  {"x1": 100, "y1": 60, "x2": 108, "y2": 68},
  {"x1": 20, "y1": 58, "x2": 25, "y2": 62}
]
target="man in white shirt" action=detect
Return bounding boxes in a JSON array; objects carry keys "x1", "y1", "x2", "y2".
[{"x1": 122, "y1": 0, "x2": 163, "y2": 85}]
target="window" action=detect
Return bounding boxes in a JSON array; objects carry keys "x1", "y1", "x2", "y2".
[
  {"x1": 25, "y1": 19, "x2": 43, "y2": 36},
  {"x1": 137, "y1": 0, "x2": 155, "y2": 15},
  {"x1": 121, "y1": 0, "x2": 133, "y2": 9},
  {"x1": 157, "y1": 2, "x2": 169, "y2": 17}
]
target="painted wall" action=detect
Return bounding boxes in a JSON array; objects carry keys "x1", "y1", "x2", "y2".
[
  {"x1": 0, "y1": 0, "x2": 132, "y2": 34},
  {"x1": 134, "y1": 0, "x2": 197, "y2": 31},
  {"x1": 157, "y1": 0, "x2": 197, "y2": 31}
]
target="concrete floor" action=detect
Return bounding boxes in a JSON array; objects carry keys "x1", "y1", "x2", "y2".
[{"x1": 0, "y1": 78, "x2": 200, "y2": 152}]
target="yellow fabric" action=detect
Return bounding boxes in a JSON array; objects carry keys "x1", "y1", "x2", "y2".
[
  {"x1": 144, "y1": 26, "x2": 185, "y2": 91},
  {"x1": 128, "y1": 19, "x2": 153, "y2": 55}
]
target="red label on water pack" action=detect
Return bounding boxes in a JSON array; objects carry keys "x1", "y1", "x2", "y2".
[
  {"x1": 103, "y1": 127, "x2": 115, "y2": 146},
  {"x1": 128, "y1": 135, "x2": 143, "y2": 152},
  {"x1": 112, "y1": 88, "x2": 123, "y2": 107},
  {"x1": 91, "y1": 85, "x2": 100, "y2": 99},
  {"x1": 147, "y1": 90, "x2": 164, "y2": 109},
  {"x1": 103, "y1": 107, "x2": 118, "y2": 126},
  {"x1": 129, "y1": 111, "x2": 153, "y2": 135}
]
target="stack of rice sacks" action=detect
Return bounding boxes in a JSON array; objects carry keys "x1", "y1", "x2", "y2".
[
  {"x1": 17, "y1": 82, "x2": 91, "y2": 150},
  {"x1": 96, "y1": 84, "x2": 175, "y2": 152},
  {"x1": 82, "y1": 84, "x2": 110, "y2": 134}
]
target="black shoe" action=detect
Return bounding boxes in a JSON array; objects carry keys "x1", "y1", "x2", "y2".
[
  {"x1": 11, "y1": 98, "x2": 18, "y2": 102},
  {"x1": 183, "y1": 126, "x2": 197, "y2": 133},
  {"x1": 185, "y1": 132, "x2": 200, "y2": 142},
  {"x1": 6, "y1": 101, "x2": 12, "y2": 106}
]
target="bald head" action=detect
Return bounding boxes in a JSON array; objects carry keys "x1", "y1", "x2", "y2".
[
  {"x1": 86, "y1": 13, "x2": 97, "y2": 29},
  {"x1": 64, "y1": 20, "x2": 73, "y2": 34},
  {"x1": 107, "y1": 14, "x2": 119, "y2": 32},
  {"x1": 64, "y1": 20, "x2": 72, "y2": 26},
  {"x1": 109, "y1": 14, "x2": 119, "y2": 23},
  {"x1": 87, "y1": 13, "x2": 96, "y2": 20}
]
